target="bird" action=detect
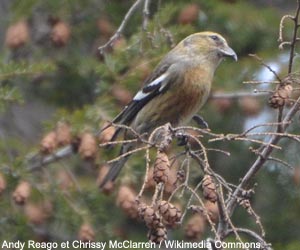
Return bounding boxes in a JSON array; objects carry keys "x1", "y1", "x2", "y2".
[{"x1": 99, "y1": 31, "x2": 237, "y2": 188}]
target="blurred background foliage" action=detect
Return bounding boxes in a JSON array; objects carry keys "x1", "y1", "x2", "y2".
[{"x1": 0, "y1": 0, "x2": 299, "y2": 249}]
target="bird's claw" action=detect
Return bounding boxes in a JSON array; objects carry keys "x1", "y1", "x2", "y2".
[
  {"x1": 192, "y1": 115, "x2": 209, "y2": 129},
  {"x1": 176, "y1": 130, "x2": 188, "y2": 146}
]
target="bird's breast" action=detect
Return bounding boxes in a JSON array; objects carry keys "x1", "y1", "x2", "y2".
[
  {"x1": 173, "y1": 75, "x2": 211, "y2": 124},
  {"x1": 132, "y1": 67, "x2": 212, "y2": 134}
]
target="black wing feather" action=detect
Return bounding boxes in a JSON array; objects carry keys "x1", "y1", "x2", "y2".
[{"x1": 108, "y1": 62, "x2": 172, "y2": 140}]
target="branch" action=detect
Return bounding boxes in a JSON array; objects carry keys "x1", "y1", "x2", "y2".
[
  {"x1": 288, "y1": 0, "x2": 300, "y2": 73},
  {"x1": 278, "y1": 0, "x2": 300, "y2": 73},
  {"x1": 226, "y1": 94, "x2": 300, "y2": 216},
  {"x1": 266, "y1": 156, "x2": 294, "y2": 169},
  {"x1": 249, "y1": 54, "x2": 281, "y2": 82},
  {"x1": 142, "y1": 0, "x2": 151, "y2": 31},
  {"x1": 278, "y1": 15, "x2": 294, "y2": 43},
  {"x1": 226, "y1": 1, "x2": 300, "y2": 217},
  {"x1": 226, "y1": 228, "x2": 273, "y2": 250},
  {"x1": 27, "y1": 146, "x2": 74, "y2": 172},
  {"x1": 210, "y1": 91, "x2": 268, "y2": 99},
  {"x1": 107, "y1": 145, "x2": 151, "y2": 164},
  {"x1": 98, "y1": 0, "x2": 144, "y2": 53}
]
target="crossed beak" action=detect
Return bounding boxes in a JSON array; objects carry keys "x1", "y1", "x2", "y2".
[{"x1": 219, "y1": 45, "x2": 238, "y2": 61}]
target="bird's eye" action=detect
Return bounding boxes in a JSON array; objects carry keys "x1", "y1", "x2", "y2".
[{"x1": 210, "y1": 35, "x2": 219, "y2": 41}]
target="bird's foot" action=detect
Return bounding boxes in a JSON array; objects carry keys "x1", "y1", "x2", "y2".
[
  {"x1": 192, "y1": 115, "x2": 209, "y2": 129},
  {"x1": 176, "y1": 129, "x2": 188, "y2": 146}
]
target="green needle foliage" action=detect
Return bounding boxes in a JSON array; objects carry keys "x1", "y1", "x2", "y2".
[{"x1": 0, "y1": 0, "x2": 299, "y2": 249}]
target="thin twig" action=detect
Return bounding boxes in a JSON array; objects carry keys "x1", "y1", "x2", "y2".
[
  {"x1": 267, "y1": 156, "x2": 294, "y2": 169},
  {"x1": 173, "y1": 125, "x2": 218, "y2": 138},
  {"x1": 288, "y1": 0, "x2": 300, "y2": 73},
  {"x1": 98, "y1": 0, "x2": 144, "y2": 53},
  {"x1": 185, "y1": 185, "x2": 218, "y2": 237},
  {"x1": 27, "y1": 146, "x2": 74, "y2": 172},
  {"x1": 249, "y1": 54, "x2": 282, "y2": 82},
  {"x1": 205, "y1": 148, "x2": 231, "y2": 157},
  {"x1": 279, "y1": 41, "x2": 292, "y2": 49},
  {"x1": 110, "y1": 123, "x2": 148, "y2": 143},
  {"x1": 227, "y1": 93, "x2": 300, "y2": 216},
  {"x1": 238, "y1": 198, "x2": 265, "y2": 237},
  {"x1": 151, "y1": 182, "x2": 164, "y2": 206},
  {"x1": 243, "y1": 80, "x2": 279, "y2": 85},
  {"x1": 61, "y1": 162, "x2": 83, "y2": 193},
  {"x1": 241, "y1": 121, "x2": 291, "y2": 135},
  {"x1": 107, "y1": 145, "x2": 151, "y2": 164},
  {"x1": 99, "y1": 138, "x2": 139, "y2": 147},
  {"x1": 209, "y1": 135, "x2": 282, "y2": 150},
  {"x1": 142, "y1": 0, "x2": 151, "y2": 31},
  {"x1": 278, "y1": 15, "x2": 294, "y2": 42},
  {"x1": 226, "y1": 2, "x2": 300, "y2": 218},
  {"x1": 138, "y1": 147, "x2": 151, "y2": 198},
  {"x1": 219, "y1": 187, "x2": 245, "y2": 245},
  {"x1": 245, "y1": 131, "x2": 300, "y2": 143},
  {"x1": 185, "y1": 133, "x2": 210, "y2": 171},
  {"x1": 226, "y1": 228, "x2": 272, "y2": 250},
  {"x1": 210, "y1": 91, "x2": 268, "y2": 99}
]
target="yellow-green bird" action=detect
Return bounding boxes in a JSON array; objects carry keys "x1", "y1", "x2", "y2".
[{"x1": 100, "y1": 31, "x2": 237, "y2": 188}]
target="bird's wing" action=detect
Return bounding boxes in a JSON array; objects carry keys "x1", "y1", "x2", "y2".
[{"x1": 109, "y1": 62, "x2": 175, "y2": 140}]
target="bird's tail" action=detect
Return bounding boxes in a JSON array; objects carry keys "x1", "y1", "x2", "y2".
[{"x1": 99, "y1": 143, "x2": 133, "y2": 189}]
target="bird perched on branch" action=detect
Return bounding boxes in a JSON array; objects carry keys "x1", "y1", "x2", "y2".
[{"x1": 99, "y1": 31, "x2": 237, "y2": 188}]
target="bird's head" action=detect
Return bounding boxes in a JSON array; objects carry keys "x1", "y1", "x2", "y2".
[{"x1": 179, "y1": 31, "x2": 237, "y2": 64}]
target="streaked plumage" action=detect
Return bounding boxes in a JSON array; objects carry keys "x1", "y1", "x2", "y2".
[{"x1": 100, "y1": 31, "x2": 237, "y2": 188}]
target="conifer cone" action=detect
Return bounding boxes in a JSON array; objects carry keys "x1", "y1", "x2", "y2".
[
  {"x1": 147, "y1": 222, "x2": 167, "y2": 243},
  {"x1": 293, "y1": 167, "x2": 300, "y2": 186},
  {"x1": 184, "y1": 214, "x2": 206, "y2": 240},
  {"x1": 158, "y1": 200, "x2": 182, "y2": 226},
  {"x1": 0, "y1": 172, "x2": 7, "y2": 194},
  {"x1": 111, "y1": 85, "x2": 133, "y2": 106},
  {"x1": 56, "y1": 121, "x2": 71, "y2": 146},
  {"x1": 112, "y1": 37, "x2": 127, "y2": 52},
  {"x1": 145, "y1": 167, "x2": 156, "y2": 190},
  {"x1": 97, "y1": 164, "x2": 115, "y2": 194},
  {"x1": 40, "y1": 131, "x2": 57, "y2": 154},
  {"x1": 12, "y1": 181, "x2": 32, "y2": 205},
  {"x1": 5, "y1": 20, "x2": 29, "y2": 49},
  {"x1": 178, "y1": 4, "x2": 200, "y2": 25},
  {"x1": 57, "y1": 169, "x2": 73, "y2": 191},
  {"x1": 97, "y1": 17, "x2": 114, "y2": 37},
  {"x1": 153, "y1": 151, "x2": 170, "y2": 184},
  {"x1": 78, "y1": 223, "x2": 95, "y2": 242},
  {"x1": 42, "y1": 200, "x2": 54, "y2": 217},
  {"x1": 138, "y1": 203, "x2": 161, "y2": 228},
  {"x1": 164, "y1": 167, "x2": 177, "y2": 194},
  {"x1": 51, "y1": 21, "x2": 71, "y2": 47},
  {"x1": 239, "y1": 96, "x2": 261, "y2": 116},
  {"x1": 211, "y1": 97, "x2": 232, "y2": 114},
  {"x1": 71, "y1": 136, "x2": 81, "y2": 153},
  {"x1": 138, "y1": 61, "x2": 152, "y2": 81},
  {"x1": 24, "y1": 202, "x2": 52, "y2": 225},
  {"x1": 176, "y1": 169, "x2": 186, "y2": 183},
  {"x1": 116, "y1": 185, "x2": 139, "y2": 219},
  {"x1": 202, "y1": 175, "x2": 217, "y2": 202},
  {"x1": 78, "y1": 132, "x2": 97, "y2": 160},
  {"x1": 204, "y1": 201, "x2": 219, "y2": 223},
  {"x1": 98, "y1": 122, "x2": 116, "y2": 144},
  {"x1": 113, "y1": 226, "x2": 127, "y2": 239},
  {"x1": 269, "y1": 84, "x2": 293, "y2": 109}
]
